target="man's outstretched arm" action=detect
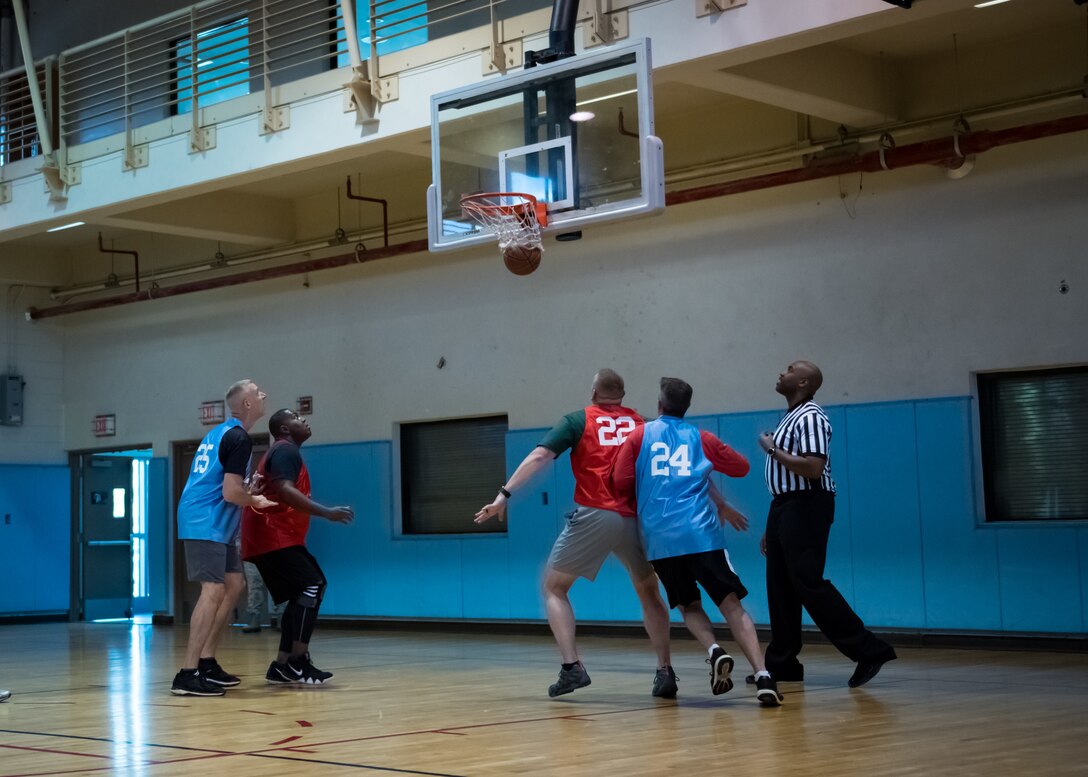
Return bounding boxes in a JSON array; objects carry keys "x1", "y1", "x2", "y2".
[{"x1": 474, "y1": 446, "x2": 556, "y2": 523}]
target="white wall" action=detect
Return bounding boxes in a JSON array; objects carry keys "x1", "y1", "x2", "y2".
[
  {"x1": 0, "y1": 284, "x2": 64, "y2": 463},
  {"x1": 58, "y1": 131, "x2": 1088, "y2": 455}
]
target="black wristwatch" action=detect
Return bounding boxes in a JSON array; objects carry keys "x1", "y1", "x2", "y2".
[
  {"x1": 767, "y1": 447, "x2": 776, "y2": 457},
  {"x1": 498, "y1": 486, "x2": 512, "y2": 499}
]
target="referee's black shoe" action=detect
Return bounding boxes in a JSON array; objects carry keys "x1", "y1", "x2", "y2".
[
  {"x1": 848, "y1": 648, "x2": 897, "y2": 688},
  {"x1": 746, "y1": 665, "x2": 804, "y2": 685}
]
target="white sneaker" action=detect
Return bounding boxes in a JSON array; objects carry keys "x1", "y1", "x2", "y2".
[{"x1": 0, "y1": 689, "x2": 11, "y2": 702}]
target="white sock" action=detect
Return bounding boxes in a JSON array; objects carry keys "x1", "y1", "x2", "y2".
[
  {"x1": 755, "y1": 670, "x2": 771, "y2": 680},
  {"x1": 707, "y1": 644, "x2": 720, "y2": 657}
]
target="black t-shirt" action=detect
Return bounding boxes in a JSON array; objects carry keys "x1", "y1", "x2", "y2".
[
  {"x1": 265, "y1": 442, "x2": 303, "y2": 484},
  {"x1": 218, "y1": 426, "x2": 253, "y2": 477}
]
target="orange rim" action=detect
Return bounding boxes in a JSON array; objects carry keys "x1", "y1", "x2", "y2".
[{"x1": 461, "y1": 192, "x2": 548, "y2": 227}]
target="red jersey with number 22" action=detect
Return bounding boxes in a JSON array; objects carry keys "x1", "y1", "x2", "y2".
[{"x1": 572, "y1": 405, "x2": 643, "y2": 516}]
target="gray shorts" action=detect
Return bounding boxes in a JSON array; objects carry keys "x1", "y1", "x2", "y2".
[
  {"x1": 547, "y1": 506, "x2": 654, "y2": 582},
  {"x1": 184, "y1": 539, "x2": 242, "y2": 583}
]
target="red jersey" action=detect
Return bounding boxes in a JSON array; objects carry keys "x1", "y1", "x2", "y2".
[
  {"x1": 241, "y1": 440, "x2": 312, "y2": 559},
  {"x1": 570, "y1": 404, "x2": 644, "y2": 516}
]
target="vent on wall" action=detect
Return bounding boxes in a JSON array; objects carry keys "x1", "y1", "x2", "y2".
[{"x1": 0, "y1": 375, "x2": 25, "y2": 426}]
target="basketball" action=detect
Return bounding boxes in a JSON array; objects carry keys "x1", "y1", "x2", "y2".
[{"x1": 503, "y1": 244, "x2": 542, "y2": 276}]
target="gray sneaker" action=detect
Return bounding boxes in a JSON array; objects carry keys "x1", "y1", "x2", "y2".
[
  {"x1": 548, "y1": 662, "x2": 591, "y2": 697},
  {"x1": 652, "y1": 666, "x2": 678, "y2": 698},
  {"x1": 707, "y1": 647, "x2": 734, "y2": 695}
]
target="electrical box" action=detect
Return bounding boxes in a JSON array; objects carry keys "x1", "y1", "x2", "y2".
[{"x1": 0, "y1": 374, "x2": 25, "y2": 426}]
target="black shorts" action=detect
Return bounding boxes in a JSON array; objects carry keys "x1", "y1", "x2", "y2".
[
  {"x1": 651, "y1": 549, "x2": 748, "y2": 609},
  {"x1": 250, "y1": 545, "x2": 326, "y2": 605}
]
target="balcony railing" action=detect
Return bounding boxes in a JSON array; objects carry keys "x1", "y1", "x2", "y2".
[
  {"x1": 8, "y1": 0, "x2": 638, "y2": 175},
  {"x1": 0, "y1": 61, "x2": 52, "y2": 168}
]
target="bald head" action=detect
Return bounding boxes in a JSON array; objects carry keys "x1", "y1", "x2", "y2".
[
  {"x1": 794, "y1": 361, "x2": 823, "y2": 395},
  {"x1": 775, "y1": 361, "x2": 824, "y2": 407}
]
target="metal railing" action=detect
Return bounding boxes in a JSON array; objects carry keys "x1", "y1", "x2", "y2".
[
  {"x1": 0, "y1": 0, "x2": 581, "y2": 173},
  {"x1": 0, "y1": 61, "x2": 52, "y2": 167}
]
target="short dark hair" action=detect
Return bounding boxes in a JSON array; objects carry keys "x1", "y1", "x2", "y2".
[
  {"x1": 658, "y1": 377, "x2": 693, "y2": 418},
  {"x1": 594, "y1": 368, "x2": 625, "y2": 400},
  {"x1": 268, "y1": 408, "x2": 296, "y2": 437}
]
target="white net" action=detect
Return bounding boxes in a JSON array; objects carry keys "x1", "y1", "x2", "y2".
[{"x1": 461, "y1": 193, "x2": 543, "y2": 254}]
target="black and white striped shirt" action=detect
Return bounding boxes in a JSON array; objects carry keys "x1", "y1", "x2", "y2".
[{"x1": 765, "y1": 400, "x2": 836, "y2": 496}]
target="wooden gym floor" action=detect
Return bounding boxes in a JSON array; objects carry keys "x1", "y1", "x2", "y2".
[{"x1": 0, "y1": 622, "x2": 1085, "y2": 776}]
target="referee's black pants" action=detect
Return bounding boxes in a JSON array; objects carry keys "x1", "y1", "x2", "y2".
[{"x1": 763, "y1": 490, "x2": 892, "y2": 672}]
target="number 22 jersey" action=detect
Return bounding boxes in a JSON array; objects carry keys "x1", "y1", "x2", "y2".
[{"x1": 537, "y1": 404, "x2": 644, "y2": 516}]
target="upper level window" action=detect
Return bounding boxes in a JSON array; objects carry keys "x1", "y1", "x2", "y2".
[
  {"x1": 336, "y1": 0, "x2": 428, "y2": 68},
  {"x1": 978, "y1": 366, "x2": 1088, "y2": 522},
  {"x1": 400, "y1": 415, "x2": 508, "y2": 535},
  {"x1": 174, "y1": 17, "x2": 251, "y2": 115}
]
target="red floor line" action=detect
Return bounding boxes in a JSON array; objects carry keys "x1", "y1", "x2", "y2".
[
  {"x1": 252, "y1": 703, "x2": 664, "y2": 752},
  {"x1": 296, "y1": 720, "x2": 313, "y2": 727},
  {"x1": 6, "y1": 767, "x2": 115, "y2": 777},
  {"x1": 0, "y1": 744, "x2": 113, "y2": 760},
  {"x1": 269, "y1": 735, "x2": 303, "y2": 745},
  {"x1": 238, "y1": 709, "x2": 276, "y2": 716}
]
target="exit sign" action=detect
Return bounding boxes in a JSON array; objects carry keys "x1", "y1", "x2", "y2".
[
  {"x1": 92, "y1": 414, "x2": 116, "y2": 437},
  {"x1": 200, "y1": 400, "x2": 225, "y2": 425}
]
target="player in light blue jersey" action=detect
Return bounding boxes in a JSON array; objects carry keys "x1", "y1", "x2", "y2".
[
  {"x1": 613, "y1": 378, "x2": 782, "y2": 707},
  {"x1": 171, "y1": 379, "x2": 275, "y2": 697}
]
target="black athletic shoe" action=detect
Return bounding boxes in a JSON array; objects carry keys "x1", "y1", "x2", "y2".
[
  {"x1": 171, "y1": 669, "x2": 225, "y2": 697},
  {"x1": 292, "y1": 653, "x2": 333, "y2": 684},
  {"x1": 266, "y1": 660, "x2": 302, "y2": 684},
  {"x1": 200, "y1": 659, "x2": 241, "y2": 687},
  {"x1": 755, "y1": 675, "x2": 783, "y2": 707},
  {"x1": 548, "y1": 662, "x2": 591, "y2": 697},
  {"x1": 848, "y1": 649, "x2": 897, "y2": 688},
  {"x1": 707, "y1": 647, "x2": 734, "y2": 695},
  {"x1": 652, "y1": 666, "x2": 678, "y2": 698}
]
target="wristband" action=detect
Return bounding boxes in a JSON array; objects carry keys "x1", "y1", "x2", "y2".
[{"x1": 498, "y1": 486, "x2": 512, "y2": 499}]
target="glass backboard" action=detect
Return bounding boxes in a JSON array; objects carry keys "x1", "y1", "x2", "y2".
[{"x1": 428, "y1": 38, "x2": 664, "y2": 251}]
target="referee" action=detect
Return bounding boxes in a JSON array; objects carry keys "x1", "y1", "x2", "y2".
[{"x1": 756, "y1": 360, "x2": 896, "y2": 688}]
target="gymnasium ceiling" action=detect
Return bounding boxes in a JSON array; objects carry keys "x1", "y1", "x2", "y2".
[{"x1": 2, "y1": 0, "x2": 1085, "y2": 292}]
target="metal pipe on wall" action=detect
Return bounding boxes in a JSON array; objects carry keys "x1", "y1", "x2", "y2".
[{"x1": 25, "y1": 111, "x2": 1088, "y2": 320}]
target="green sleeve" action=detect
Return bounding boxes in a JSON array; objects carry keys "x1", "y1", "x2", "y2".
[{"x1": 537, "y1": 410, "x2": 586, "y2": 457}]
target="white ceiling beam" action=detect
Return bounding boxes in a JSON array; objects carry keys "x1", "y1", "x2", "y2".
[
  {"x1": 667, "y1": 44, "x2": 898, "y2": 127},
  {"x1": 97, "y1": 191, "x2": 296, "y2": 246}
]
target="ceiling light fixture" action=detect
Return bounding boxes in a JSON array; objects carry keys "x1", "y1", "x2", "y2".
[
  {"x1": 575, "y1": 88, "x2": 637, "y2": 108},
  {"x1": 973, "y1": 0, "x2": 1011, "y2": 7},
  {"x1": 46, "y1": 221, "x2": 85, "y2": 233},
  {"x1": 569, "y1": 111, "x2": 595, "y2": 122}
]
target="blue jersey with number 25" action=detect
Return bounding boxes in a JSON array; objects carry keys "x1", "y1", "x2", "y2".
[{"x1": 177, "y1": 418, "x2": 245, "y2": 543}]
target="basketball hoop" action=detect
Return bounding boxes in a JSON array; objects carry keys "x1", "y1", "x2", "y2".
[{"x1": 461, "y1": 192, "x2": 547, "y2": 253}]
